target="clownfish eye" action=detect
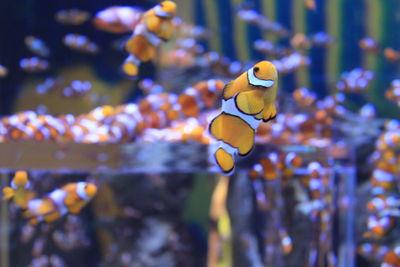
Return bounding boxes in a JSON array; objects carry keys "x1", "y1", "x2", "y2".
[
  {"x1": 160, "y1": 3, "x2": 164, "y2": 7},
  {"x1": 254, "y1": 67, "x2": 259, "y2": 72}
]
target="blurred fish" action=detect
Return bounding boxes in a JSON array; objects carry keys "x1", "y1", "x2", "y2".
[
  {"x1": 123, "y1": 1, "x2": 177, "y2": 77},
  {"x1": 359, "y1": 103, "x2": 376, "y2": 119},
  {"x1": 385, "y1": 79, "x2": 400, "y2": 106},
  {"x1": 63, "y1": 34, "x2": 99, "y2": 54},
  {"x1": 24, "y1": 182, "x2": 97, "y2": 224},
  {"x1": 364, "y1": 214, "x2": 395, "y2": 239},
  {"x1": 273, "y1": 52, "x2": 310, "y2": 75},
  {"x1": 93, "y1": 6, "x2": 142, "y2": 33},
  {"x1": 279, "y1": 229, "x2": 293, "y2": 254},
  {"x1": 24, "y1": 36, "x2": 50, "y2": 57},
  {"x1": 305, "y1": 0, "x2": 317, "y2": 10},
  {"x1": 35, "y1": 76, "x2": 64, "y2": 95},
  {"x1": 178, "y1": 79, "x2": 224, "y2": 118},
  {"x1": 20, "y1": 57, "x2": 49, "y2": 73},
  {"x1": 138, "y1": 78, "x2": 164, "y2": 94},
  {"x1": 249, "y1": 155, "x2": 279, "y2": 180},
  {"x1": 237, "y1": 8, "x2": 288, "y2": 37},
  {"x1": 55, "y1": 9, "x2": 90, "y2": 25},
  {"x1": 209, "y1": 61, "x2": 278, "y2": 174},
  {"x1": 336, "y1": 68, "x2": 374, "y2": 93},
  {"x1": 367, "y1": 195, "x2": 400, "y2": 213},
  {"x1": 359, "y1": 37, "x2": 379, "y2": 53},
  {"x1": 293, "y1": 87, "x2": 317, "y2": 107},
  {"x1": 310, "y1": 32, "x2": 334, "y2": 47},
  {"x1": 62, "y1": 80, "x2": 91, "y2": 97},
  {"x1": 382, "y1": 246, "x2": 400, "y2": 267},
  {"x1": 2, "y1": 171, "x2": 36, "y2": 209},
  {"x1": 384, "y1": 47, "x2": 400, "y2": 63},
  {"x1": 0, "y1": 64, "x2": 8, "y2": 77},
  {"x1": 176, "y1": 23, "x2": 209, "y2": 39},
  {"x1": 290, "y1": 33, "x2": 312, "y2": 50},
  {"x1": 358, "y1": 243, "x2": 390, "y2": 262}
]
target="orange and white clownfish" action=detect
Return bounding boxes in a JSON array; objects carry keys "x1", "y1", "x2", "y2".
[
  {"x1": 2, "y1": 171, "x2": 36, "y2": 209},
  {"x1": 123, "y1": 1, "x2": 177, "y2": 77},
  {"x1": 209, "y1": 61, "x2": 278, "y2": 174},
  {"x1": 178, "y1": 79, "x2": 225, "y2": 118},
  {"x1": 382, "y1": 246, "x2": 400, "y2": 267},
  {"x1": 23, "y1": 182, "x2": 97, "y2": 224}
]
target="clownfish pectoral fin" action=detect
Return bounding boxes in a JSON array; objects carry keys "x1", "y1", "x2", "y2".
[
  {"x1": 261, "y1": 104, "x2": 277, "y2": 122},
  {"x1": 215, "y1": 148, "x2": 235, "y2": 174},
  {"x1": 235, "y1": 90, "x2": 265, "y2": 115},
  {"x1": 2, "y1": 187, "x2": 14, "y2": 200}
]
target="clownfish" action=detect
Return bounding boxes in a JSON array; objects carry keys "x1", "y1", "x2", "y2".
[
  {"x1": 209, "y1": 61, "x2": 278, "y2": 174},
  {"x1": 123, "y1": 1, "x2": 177, "y2": 77},
  {"x1": 364, "y1": 214, "x2": 395, "y2": 239},
  {"x1": 178, "y1": 79, "x2": 225, "y2": 118},
  {"x1": 23, "y1": 182, "x2": 97, "y2": 225},
  {"x1": 382, "y1": 246, "x2": 400, "y2": 267},
  {"x1": 55, "y1": 9, "x2": 90, "y2": 25},
  {"x1": 2, "y1": 171, "x2": 36, "y2": 209}
]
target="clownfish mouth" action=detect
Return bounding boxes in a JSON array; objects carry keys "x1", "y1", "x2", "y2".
[
  {"x1": 247, "y1": 68, "x2": 275, "y2": 88},
  {"x1": 154, "y1": 5, "x2": 172, "y2": 18}
]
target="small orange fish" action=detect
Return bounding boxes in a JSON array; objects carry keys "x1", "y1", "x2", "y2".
[
  {"x1": 55, "y1": 9, "x2": 90, "y2": 25},
  {"x1": 384, "y1": 47, "x2": 400, "y2": 63},
  {"x1": 123, "y1": 1, "x2": 177, "y2": 77},
  {"x1": 178, "y1": 79, "x2": 224, "y2": 118},
  {"x1": 209, "y1": 61, "x2": 278, "y2": 174},
  {"x1": 359, "y1": 37, "x2": 379, "y2": 53},
  {"x1": 290, "y1": 33, "x2": 312, "y2": 50},
  {"x1": 63, "y1": 34, "x2": 99, "y2": 54},
  {"x1": 24, "y1": 36, "x2": 50, "y2": 57},
  {"x1": 93, "y1": 6, "x2": 142, "y2": 34},
  {"x1": 305, "y1": 0, "x2": 316, "y2": 11},
  {"x1": 20, "y1": 57, "x2": 49, "y2": 73},
  {"x1": 382, "y1": 247, "x2": 400, "y2": 267}
]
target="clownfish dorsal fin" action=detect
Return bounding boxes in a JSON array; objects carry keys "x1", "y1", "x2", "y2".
[{"x1": 222, "y1": 81, "x2": 235, "y2": 100}]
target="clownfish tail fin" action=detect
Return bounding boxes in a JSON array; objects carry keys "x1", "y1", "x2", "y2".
[{"x1": 2, "y1": 187, "x2": 14, "y2": 200}]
